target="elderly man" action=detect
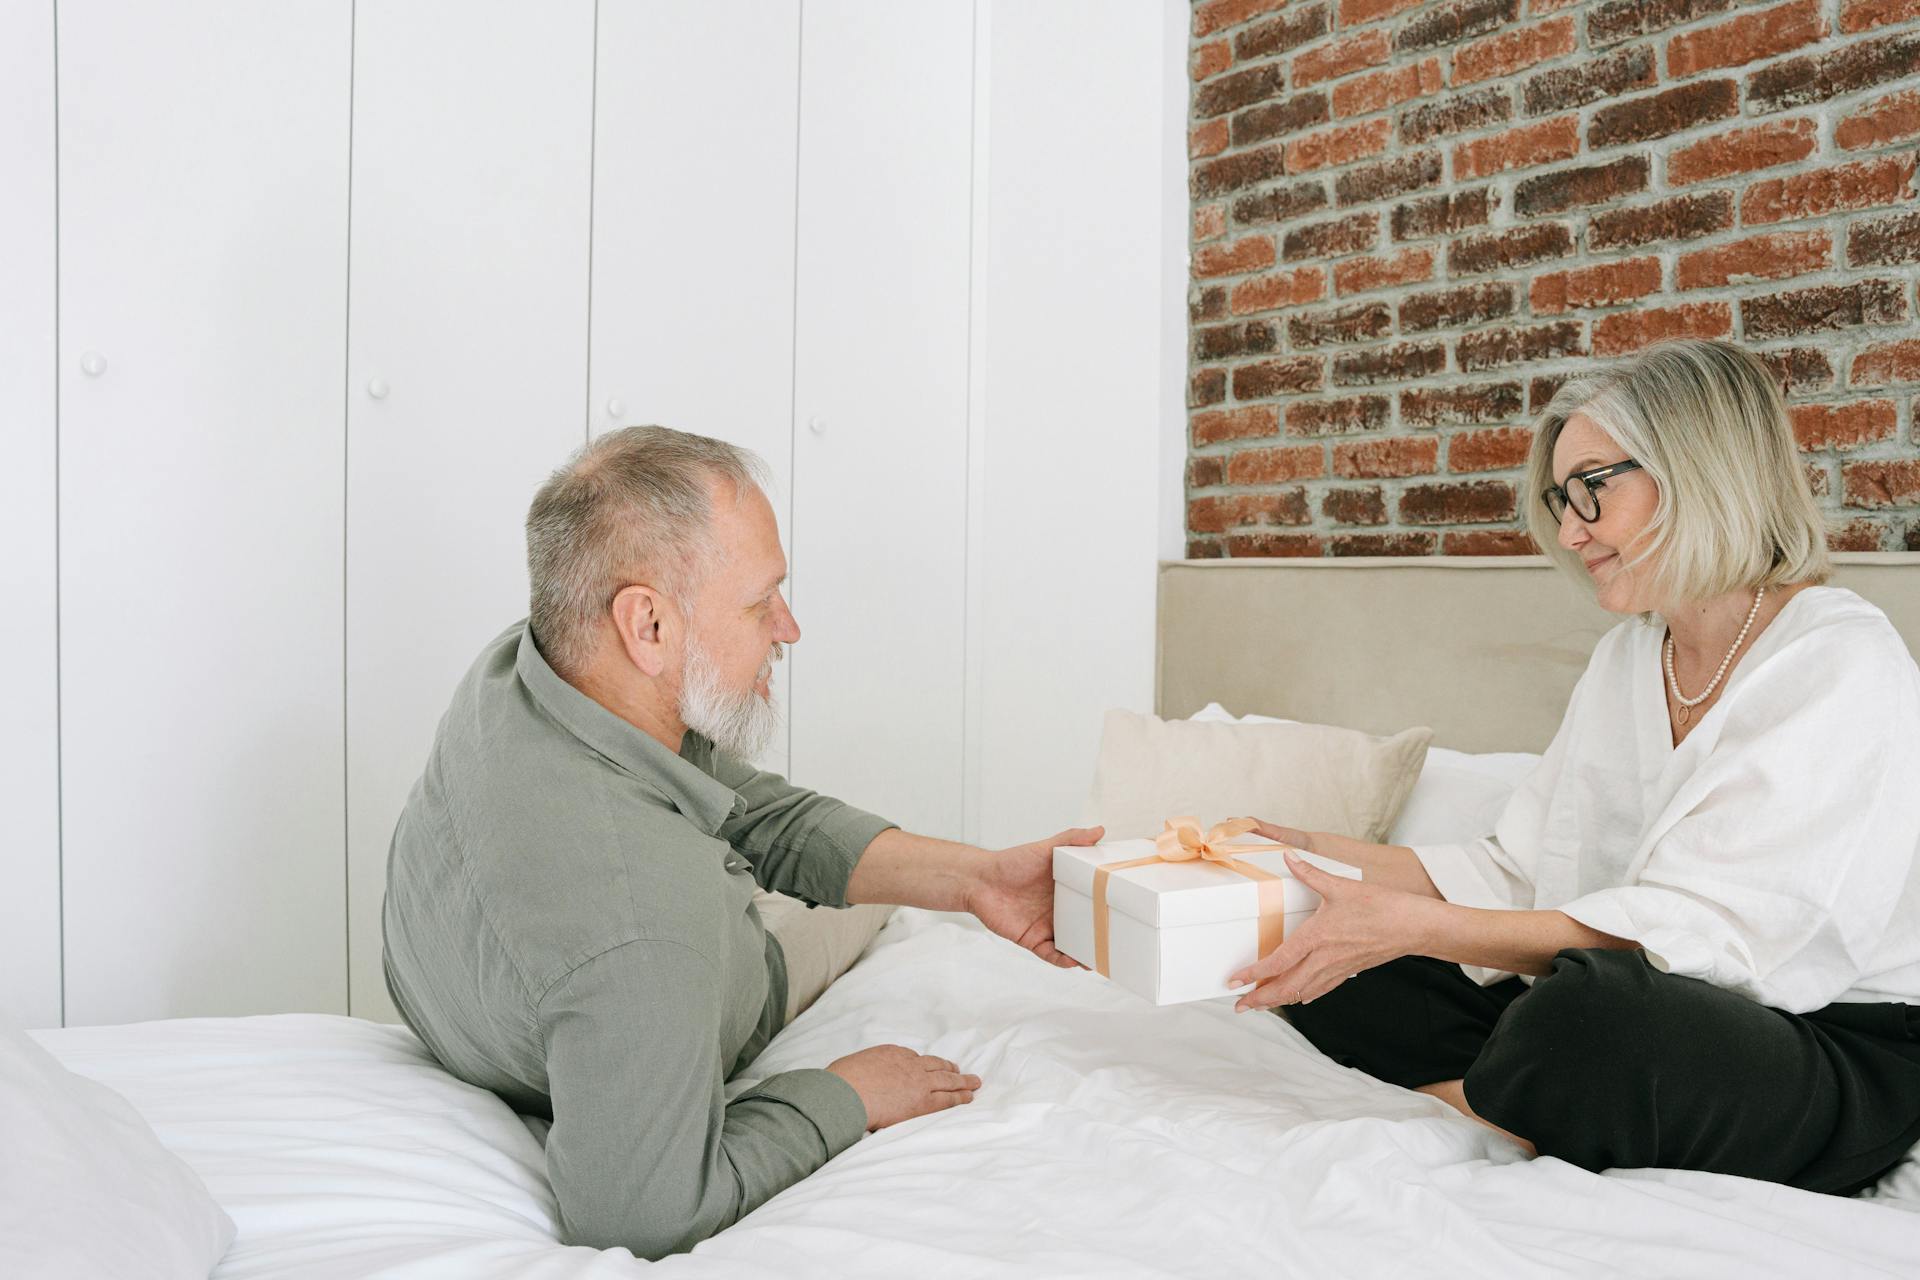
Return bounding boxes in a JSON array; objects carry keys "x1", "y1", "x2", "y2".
[{"x1": 382, "y1": 426, "x2": 1097, "y2": 1260}]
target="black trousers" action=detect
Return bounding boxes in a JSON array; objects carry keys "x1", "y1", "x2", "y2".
[{"x1": 1286, "y1": 949, "x2": 1920, "y2": 1196}]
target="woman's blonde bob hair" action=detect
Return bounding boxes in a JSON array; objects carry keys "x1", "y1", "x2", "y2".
[{"x1": 1524, "y1": 338, "x2": 1830, "y2": 609}]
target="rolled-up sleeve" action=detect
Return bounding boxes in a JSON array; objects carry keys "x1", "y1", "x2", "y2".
[
  {"x1": 1555, "y1": 797, "x2": 1907, "y2": 1013},
  {"x1": 1412, "y1": 838, "x2": 1532, "y2": 911},
  {"x1": 1554, "y1": 882, "x2": 1744, "y2": 988},
  {"x1": 539, "y1": 940, "x2": 868, "y2": 1260},
  {"x1": 704, "y1": 751, "x2": 896, "y2": 908}
]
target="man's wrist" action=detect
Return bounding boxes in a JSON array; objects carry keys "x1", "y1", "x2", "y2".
[{"x1": 957, "y1": 847, "x2": 998, "y2": 918}]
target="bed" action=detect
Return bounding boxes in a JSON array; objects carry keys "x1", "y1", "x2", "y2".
[{"x1": 25, "y1": 553, "x2": 1920, "y2": 1278}]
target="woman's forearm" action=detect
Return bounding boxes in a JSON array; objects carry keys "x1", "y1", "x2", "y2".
[
  {"x1": 1302, "y1": 830, "x2": 1443, "y2": 899},
  {"x1": 1412, "y1": 900, "x2": 1631, "y2": 976}
]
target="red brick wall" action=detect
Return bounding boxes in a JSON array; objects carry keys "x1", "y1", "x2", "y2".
[{"x1": 1184, "y1": 0, "x2": 1920, "y2": 558}]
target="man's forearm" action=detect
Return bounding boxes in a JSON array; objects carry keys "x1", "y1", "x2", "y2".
[
  {"x1": 1413, "y1": 899, "x2": 1630, "y2": 976},
  {"x1": 844, "y1": 828, "x2": 988, "y2": 910}
]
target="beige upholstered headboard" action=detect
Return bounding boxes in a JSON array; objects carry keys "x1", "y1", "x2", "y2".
[{"x1": 1156, "y1": 552, "x2": 1920, "y2": 754}]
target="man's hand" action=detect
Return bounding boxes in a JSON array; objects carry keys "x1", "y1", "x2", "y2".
[
  {"x1": 826, "y1": 1045, "x2": 981, "y2": 1130},
  {"x1": 963, "y1": 826, "x2": 1103, "y2": 969},
  {"x1": 843, "y1": 824, "x2": 1104, "y2": 967}
]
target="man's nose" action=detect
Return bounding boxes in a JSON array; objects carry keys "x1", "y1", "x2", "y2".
[{"x1": 774, "y1": 592, "x2": 801, "y2": 644}]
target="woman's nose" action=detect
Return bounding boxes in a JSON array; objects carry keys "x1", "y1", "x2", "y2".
[{"x1": 1557, "y1": 511, "x2": 1590, "y2": 551}]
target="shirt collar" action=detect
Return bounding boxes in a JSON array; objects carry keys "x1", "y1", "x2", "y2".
[{"x1": 512, "y1": 622, "x2": 741, "y2": 836}]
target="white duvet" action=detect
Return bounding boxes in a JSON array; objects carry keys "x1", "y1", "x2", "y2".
[{"x1": 36, "y1": 908, "x2": 1920, "y2": 1279}]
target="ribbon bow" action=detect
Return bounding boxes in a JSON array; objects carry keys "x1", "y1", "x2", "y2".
[
  {"x1": 1088, "y1": 817, "x2": 1296, "y2": 980},
  {"x1": 1153, "y1": 816, "x2": 1269, "y2": 864}
]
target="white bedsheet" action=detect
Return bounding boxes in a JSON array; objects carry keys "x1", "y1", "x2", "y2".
[{"x1": 37, "y1": 909, "x2": 1920, "y2": 1279}]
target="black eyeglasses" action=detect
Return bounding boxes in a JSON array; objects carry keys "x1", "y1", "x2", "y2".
[{"x1": 1542, "y1": 459, "x2": 1643, "y2": 524}]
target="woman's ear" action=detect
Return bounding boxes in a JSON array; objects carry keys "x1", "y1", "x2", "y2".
[{"x1": 609, "y1": 584, "x2": 672, "y2": 678}]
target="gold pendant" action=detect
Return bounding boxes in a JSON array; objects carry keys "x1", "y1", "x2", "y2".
[{"x1": 1677, "y1": 704, "x2": 1691, "y2": 726}]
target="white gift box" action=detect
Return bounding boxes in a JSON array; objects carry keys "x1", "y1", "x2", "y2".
[{"x1": 1053, "y1": 838, "x2": 1363, "y2": 1006}]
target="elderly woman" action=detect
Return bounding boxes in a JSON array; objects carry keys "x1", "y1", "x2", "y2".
[{"x1": 1234, "y1": 338, "x2": 1920, "y2": 1194}]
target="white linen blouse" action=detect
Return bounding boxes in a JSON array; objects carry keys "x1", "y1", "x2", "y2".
[{"x1": 1413, "y1": 585, "x2": 1920, "y2": 1013}]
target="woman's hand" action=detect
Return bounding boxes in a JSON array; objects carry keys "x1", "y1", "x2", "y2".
[
  {"x1": 1228, "y1": 850, "x2": 1435, "y2": 1011},
  {"x1": 1238, "y1": 818, "x2": 1316, "y2": 854}
]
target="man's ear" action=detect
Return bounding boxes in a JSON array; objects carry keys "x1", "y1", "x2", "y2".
[{"x1": 609, "y1": 584, "x2": 673, "y2": 679}]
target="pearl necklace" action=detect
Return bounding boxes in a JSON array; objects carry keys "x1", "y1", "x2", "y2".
[{"x1": 1664, "y1": 585, "x2": 1766, "y2": 727}]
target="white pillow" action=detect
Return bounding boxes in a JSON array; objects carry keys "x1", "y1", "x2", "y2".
[
  {"x1": 1188, "y1": 703, "x2": 1540, "y2": 847},
  {"x1": 1390, "y1": 746, "x2": 1540, "y2": 847},
  {"x1": 0, "y1": 1025, "x2": 234, "y2": 1280},
  {"x1": 1086, "y1": 707, "x2": 1431, "y2": 843},
  {"x1": 34, "y1": 1013, "x2": 574, "y2": 1276}
]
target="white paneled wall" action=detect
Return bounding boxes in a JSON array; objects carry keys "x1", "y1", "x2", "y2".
[
  {"x1": 588, "y1": 0, "x2": 802, "y2": 779},
  {"x1": 56, "y1": 0, "x2": 353, "y2": 1025},
  {"x1": 971, "y1": 0, "x2": 1172, "y2": 849},
  {"x1": 1, "y1": 0, "x2": 1187, "y2": 1028},
  {"x1": 789, "y1": 0, "x2": 977, "y2": 841},
  {"x1": 0, "y1": 0, "x2": 61, "y2": 1031},
  {"x1": 344, "y1": 0, "x2": 596, "y2": 1025}
]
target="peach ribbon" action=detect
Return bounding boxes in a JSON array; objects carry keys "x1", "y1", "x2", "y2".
[{"x1": 1089, "y1": 817, "x2": 1296, "y2": 979}]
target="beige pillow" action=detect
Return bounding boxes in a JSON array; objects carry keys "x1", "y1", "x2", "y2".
[{"x1": 1083, "y1": 709, "x2": 1432, "y2": 843}]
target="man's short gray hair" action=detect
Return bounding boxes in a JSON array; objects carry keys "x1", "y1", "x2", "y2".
[{"x1": 526, "y1": 425, "x2": 768, "y2": 676}]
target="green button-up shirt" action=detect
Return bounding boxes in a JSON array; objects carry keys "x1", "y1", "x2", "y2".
[{"x1": 382, "y1": 621, "x2": 895, "y2": 1260}]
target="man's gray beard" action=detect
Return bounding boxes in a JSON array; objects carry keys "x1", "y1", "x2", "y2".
[{"x1": 679, "y1": 634, "x2": 782, "y2": 761}]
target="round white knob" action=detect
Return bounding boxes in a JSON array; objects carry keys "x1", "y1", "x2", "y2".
[
  {"x1": 606, "y1": 398, "x2": 626, "y2": 420},
  {"x1": 367, "y1": 377, "x2": 389, "y2": 400},
  {"x1": 807, "y1": 415, "x2": 826, "y2": 436},
  {"x1": 80, "y1": 351, "x2": 107, "y2": 377}
]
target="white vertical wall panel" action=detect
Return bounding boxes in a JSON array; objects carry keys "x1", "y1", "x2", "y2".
[
  {"x1": 57, "y1": 0, "x2": 352, "y2": 1024},
  {"x1": 0, "y1": 0, "x2": 62, "y2": 1030},
  {"x1": 346, "y1": 0, "x2": 595, "y2": 1022},
  {"x1": 1157, "y1": 0, "x2": 1195, "y2": 565},
  {"x1": 969, "y1": 0, "x2": 1170, "y2": 848},
  {"x1": 589, "y1": 0, "x2": 801, "y2": 777},
  {"x1": 789, "y1": 0, "x2": 975, "y2": 840}
]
